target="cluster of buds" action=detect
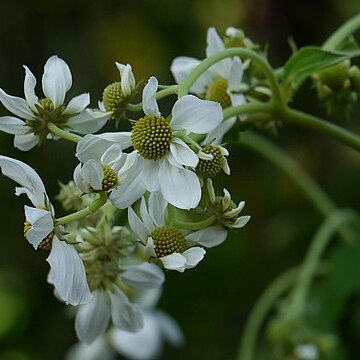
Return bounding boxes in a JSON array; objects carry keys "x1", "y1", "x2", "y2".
[
  {"x1": 312, "y1": 60, "x2": 360, "y2": 117},
  {"x1": 267, "y1": 315, "x2": 338, "y2": 360}
]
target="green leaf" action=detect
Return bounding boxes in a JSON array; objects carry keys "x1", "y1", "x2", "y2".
[{"x1": 283, "y1": 46, "x2": 360, "y2": 92}]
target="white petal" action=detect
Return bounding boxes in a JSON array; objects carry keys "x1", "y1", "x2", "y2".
[
  {"x1": 186, "y1": 226, "x2": 227, "y2": 248},
  {"x1": 101, "y1": 143, "x2": 122, "y2": 166},
  {"x1": 109, "y1": 288, "x2": 144, "y2": 332},
  {"x1": 121, "y1": 263, "x2": 165, "y2": 290},
  {"x1": 222, "y1": 157, "x2": 230, "y2": 175},
  {"x1": 110, "y1": 169, "x2": 145, "y2": 209},
  {"x1": 127, "y1": 206, "x2": 149, "y2": 242},
  {"x1": 233, "y1": 215, "x2": 251, "y2": 228},
  {"x1": 148, "y1": 191, "x2": 167, "y2": 227},
  {"x1": 202, "y1": 117, "x2": 236, "y2": 145},
  {"x1": 160, "y1": 253, "x2": 186, "y2": 272},
  {"x1": 157, "y1": 311, "x2": 185, "y2": 346},
  {"x1": 109, "y1": 313, "x2": 162, "y2": 360},
  {"x1": 73, "y1": 160, "x2": 103, "y2": 194},
  {"x1": 0, "y1": 116, "x2": 27, "y2": 135},
  {"x1": 206, "y1": 27, "x2": 225, "y2": 57},
  {"x1": 75, "y1": 290, "x2": 110, "y2": 344},
  {"x1": 140, "y1": 158, "x2": 161, "y2": 192},
  {"x1": 159, "y1": 162, "x2": 201, "y2": 210},
  {"x1": 42, "y1": 55, "x2": 72, "y2": 107},
  {"x1": 140, "y1": 197, "x2": 155, "y2": 232},
  {"x1": 145, "y1": 237, "x2": 157, "y2": 257},
  {"x1": 198, "y1": 151, "x2": 213, "y2": 160},
  {"x1": 182, "y1": 247, "x2": 206, "y2": 269},
  {"x1": 170, "y1": 138, "x2": 199, "y2": 167},
  {"x1": 170, "y1": 56, "x2": 209, "y2": 93},
  {"x1": 171, "y1": 95, "x2": 222, "y2": 134},
  {"x1": 14, "y1": 133, "x2": 39, "y2": 151},
  {"x1": 64, "y1": 93, "x2": 90, "y2": 115},
  {"x1": 46, "y1": 237, "x2": 92, "y2": 305},
  {"x1": 23, "y1": 65, "x2": 38, "y2": 110},
  {"x1": 65, "y1": 337, "x2": 112, "y2": 360},
  {"x1": 228, "y1": 57, "x2": 244, "y2": 92},
  {"x1": 67, "y1": 109, "x2": 108, "y2": 134},
  {"x1": 117, "y1": 63, "x2": 135, "y2": 97},
  {"x1": 142, "y1": 77, "x2": 160, "y2": 117},
  {"x1": 76, "y1": 133, "x2": 131, "y2": 162},
  {"x1": 24, "y1": 205, "x2": 53, "y2": 249},
  {"x1": 0, "y1": 155, "x2": 46, "y2": 206},
  {"x1": 0, "y1": 89, "x2": 33, "y2": 119},
  {"x1": 206, "y1": 27, "x2": 232, "y2": 78}
]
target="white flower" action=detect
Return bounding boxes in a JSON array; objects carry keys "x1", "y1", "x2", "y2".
[
  {"x1": 75, "y1": 262, "x2": 165, "y2": 344},
  {"x1": 295, "y1": 344, "x2": 319, "y2": 360},
  {"x1": 76, "y1": 76, "x2": 223, "y2": 210},
  {"x1": 128, "y1": 192, "x2": 213, "y2": 272},
  {"x1": 0, "y1": 55, "x2": 106, "y2": 151},
  {"x1": 109, "y1": 308, "x2": 184, "y2": 360},
  {"x1": 0, "y1": 155, "x2": 91, "y2": 306},
  {"x1": 197, "y1": 144, "x2": 230, "y2": 179},
  {"x1": 171, "y1": 27, "x2": 246, "y2": 144},
  {"x1": 205, "y1": 178, "x2": 251, "y2": 230},
  {"x1": 67, "y1": 289, "x2": 184, "y2": 360},
  {"x1": 96, "y1": 62, "x2": 136, "y2": 120},
  {"x1": 74, "y1": 140, "x2": 146, "y2": 209}
]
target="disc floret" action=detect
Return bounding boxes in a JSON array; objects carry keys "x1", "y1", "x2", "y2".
[
  {"x1": 205, "y1": 77, "x2": 232, "y2": 109},
  {"x1": 196, "y1": 145, "x2": 228, "y2": 178},
  {"x1": 132, "y1": 116, "x2": 173, "y2": 160},
  {"x1": 150, "y1": 226, "x2": 187, "y2": 257},
  {"x1": 101, "y1": 164, "x2": 119, "y2": 192}
]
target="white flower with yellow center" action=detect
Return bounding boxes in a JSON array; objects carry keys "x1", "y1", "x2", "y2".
[
  {"x1": 127, "y1": 192, "x2": 228, "y2": 272},
  {"x1": 76, "y1": 76, "x2": 223, "y2": 210},
  {"x1": 75, "y1": 263, "x2": 165, "y2": 344},
  {"x1": 74, "y1": 140, "x2": 146, "y2": 209},
  {"x1": 0, "y1": 55, "x2": 106, "y2": 150},
  {"x1": 0, "y1": 155, "x2": 91, "y2": 306},
  {"x1": 98, "y1": 62, "x2": 136, "y2": 121},
  {"x1": 171, "y1": 27, "x2": 246, "y2": 144}
]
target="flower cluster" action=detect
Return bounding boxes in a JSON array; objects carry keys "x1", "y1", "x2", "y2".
[{"x1": 0, "y1": 27, "x2": 251, "y2": 357}]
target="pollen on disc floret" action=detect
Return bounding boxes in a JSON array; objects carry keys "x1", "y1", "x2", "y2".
[{"x1": 131, "y1": 116, "x2": 173, "y2": 160}]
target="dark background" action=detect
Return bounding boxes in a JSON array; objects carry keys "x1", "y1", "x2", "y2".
[{"x1": 0, "y1": 0, "x2": 360, "y2": 359}]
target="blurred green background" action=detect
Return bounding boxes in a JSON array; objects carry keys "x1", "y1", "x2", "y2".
[{"x1": 1, "y1": 0, "x2": 360, "y2": 359}]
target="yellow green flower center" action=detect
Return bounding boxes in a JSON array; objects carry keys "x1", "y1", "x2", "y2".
[
  {"x1": 205, "y1": 78, "x2": 231, "y2": 109},
  {"x1": 131, "y1": 116, "x2": 172, "y2": 160},
  {"x1": 38, "y1": 98, "x2": 55, "y2": 111},
  {"x1": 24, "y1": 220, "x2": 54, "y2": 251},
  {"x1": 103, "y1": 82, "x2": 125, "y2": 111},
  {"x1": 150, "y1": 226, "x2": 187, "y2": 257},
  {"x1": 101, "y1": 165, "x2": 118, "y2": 191},
  {"x1": 196, "y1": 146, "x2": 224, "y2": 178}
]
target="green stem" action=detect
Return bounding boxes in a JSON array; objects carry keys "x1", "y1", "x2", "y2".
[
  {"x1": 177, "y1": 48, "x2": 283, "y2": 107},
  {"x1": 47, "y1": 122, "x2": 82, "y2": 143},
  {"x1": 238, "y1": 132, "x2": 335, "y2": 216},
  {"x1": 127, "y1": 85, "x2": 179, "y2": 112},
  {"x1": 56, "y1": 192, "x2": 108, "y2": 225},
  {"x1": 237, "y1": 266, "x2": 300, "y2": 360},
  {"x1": 223, "y1": 102, "x2": 273, "y2": 120},
  {"x1": 280, "y1": 107, "x2": 360, "y2": 153},
  {"x1": 289, "y1": 209, "x2": 359, "y2": 316},
  {"x1": 174, "y1": 215, "x2": 217, "y2": 230},
  {"x1": 323, "y1": 13, "x2": 360, "y2": 50}
]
